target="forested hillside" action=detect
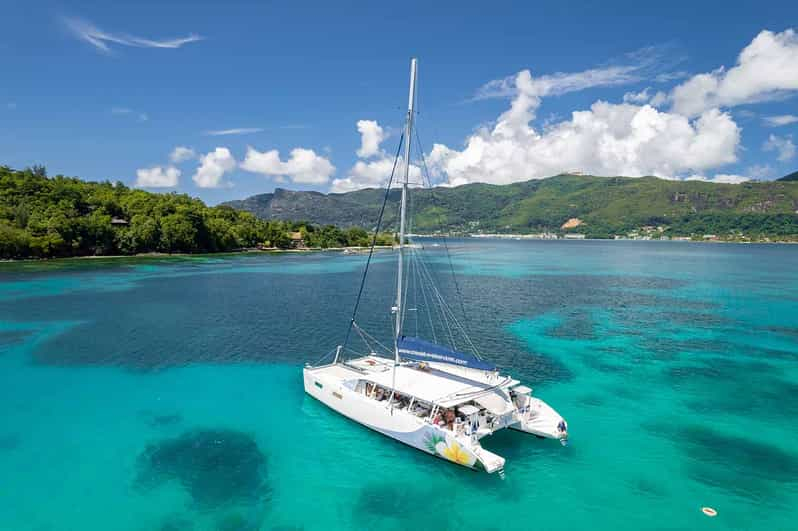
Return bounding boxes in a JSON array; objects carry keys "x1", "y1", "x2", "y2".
[
  {"x1": 0, "y1": 166, "x2": 387, "y2": 259},
  {"x1": 224, "y1": 174, "x2": 798, "y2": 240}
]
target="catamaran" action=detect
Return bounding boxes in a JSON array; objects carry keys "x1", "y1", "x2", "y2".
[{"x1": 303, "y1": 58, "x2": 568, "y2": 474}]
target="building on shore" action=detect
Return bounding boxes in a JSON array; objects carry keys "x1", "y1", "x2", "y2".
[{"x1": 289, "y1": 231, "x2": 306, "y2": 249}]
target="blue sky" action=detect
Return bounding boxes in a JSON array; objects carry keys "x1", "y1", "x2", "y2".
[{"x1": 1, "y1": 1, "x2": 797, "y2": 204}]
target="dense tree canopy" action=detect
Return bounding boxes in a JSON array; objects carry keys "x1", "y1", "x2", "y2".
[{"x1": 0, "y1": 166, "x2": 392, "y2": 259}]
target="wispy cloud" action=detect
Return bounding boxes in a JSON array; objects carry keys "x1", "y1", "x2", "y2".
[
  {"x1": 64, "y1": 17, "x2": 202, "y2": 54},
  {"x1": 654, "y1": 71, "x2": 690, "y2": 83},
  {"x1": 204, "y1": 128, "x2": 264, "y2": 136},
  {"x1": 6, "y1": 102, "x2": 17, "y2": 110},
  {"x1": 763, "y1": 114, "x2": 798, "y2": 127},
  {"x1": 111, "y1": 106, "x2": 148, "y2": 122},
  {"x1": 471, "y1": 44, "x2": 685, "y2": 102}
]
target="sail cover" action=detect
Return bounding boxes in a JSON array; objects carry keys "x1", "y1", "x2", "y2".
[{"x1": 397, "y1": 336, "x2": 495, "y2": 371}]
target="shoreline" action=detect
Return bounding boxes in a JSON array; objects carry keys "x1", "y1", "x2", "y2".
[
  {"x1": 2, "y1": 238, "x2": 796, "y2": 264},
  {"x1": 0, "y1": 246, "x2": 394, "y2": 264}
]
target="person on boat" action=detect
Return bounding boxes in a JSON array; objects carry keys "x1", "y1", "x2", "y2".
[
  {"x1": 375, "y1": 387, "x2": 386, "y2": 401},
  {"x1": 365, "y1": 382, "x2": 374, "y2": 397},
  {"x1": 444, "y1": 409, "x2": 456, "y2": 430}
]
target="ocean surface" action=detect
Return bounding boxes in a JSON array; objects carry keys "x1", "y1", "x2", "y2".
[{"x1": 1, "y1": 240, "x2": 797, "y2": 531}]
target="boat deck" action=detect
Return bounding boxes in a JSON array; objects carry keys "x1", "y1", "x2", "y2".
[{"x1": 309, "y1": 355, "x2": 514, "y2": 408}]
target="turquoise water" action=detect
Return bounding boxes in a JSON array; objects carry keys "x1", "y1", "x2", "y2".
[{"x1": 1, "y1": 241, "x2": 797, "y2": 530}]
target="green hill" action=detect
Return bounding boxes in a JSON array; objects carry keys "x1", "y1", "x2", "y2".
[
  {"x1": 0, "y1": 166, "x2": 387, "y2": 259},
  {"x1": 224, "y1": 174, "x2": 798, "y2": 240},
  {"x1": 778, "y1": 171, "x2": 798, "y2": 182}
]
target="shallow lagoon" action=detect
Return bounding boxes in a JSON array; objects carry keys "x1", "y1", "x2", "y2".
[{"x1": 1, "y1": 240, "x2": 797, "y2": 530}]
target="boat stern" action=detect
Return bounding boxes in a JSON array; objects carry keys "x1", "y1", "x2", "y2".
[{"x1": 512, "y1": 396, "x2": 568, "y2": 444}]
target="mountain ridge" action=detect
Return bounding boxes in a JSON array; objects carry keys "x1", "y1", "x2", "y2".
[{"x1": 223, "y1": 174, "x2": 798, "y2": 239}]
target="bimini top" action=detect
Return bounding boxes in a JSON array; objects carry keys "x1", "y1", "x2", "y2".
[{"x1": 398, "y1": 336, "x2": 495, "y2": 371}]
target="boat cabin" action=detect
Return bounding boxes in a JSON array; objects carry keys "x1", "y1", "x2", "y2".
[{"x1": 349, "y1": 359, "x2": 523, "y2": 439}]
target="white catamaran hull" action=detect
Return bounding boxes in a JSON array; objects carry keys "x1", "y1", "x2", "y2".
[
  {"x1": 303, "y1": 366, "x2": 506, "y2": 473},
  {"x1": 301, "y1": 58, "x2": 568, "y2": 474}
]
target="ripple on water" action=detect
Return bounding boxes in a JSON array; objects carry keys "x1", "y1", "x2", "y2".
[{"x1": 136, "y1": 429, "x2": 269, "y2": 509}]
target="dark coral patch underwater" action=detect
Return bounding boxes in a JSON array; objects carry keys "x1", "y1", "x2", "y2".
[{"x1": 136, "y1": 429, "x2": 269, "y2": 509}]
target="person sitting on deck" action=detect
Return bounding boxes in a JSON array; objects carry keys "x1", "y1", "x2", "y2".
[{"x1": 444, "y1": 409, "x2": 456, "y2": 431}]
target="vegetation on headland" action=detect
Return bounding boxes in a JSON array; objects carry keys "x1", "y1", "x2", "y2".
[
  {"x1": 225, "y1": 173, "x2": 798, "y2": 242},
  {"x1": 0, "y1": 166, "x2": 392, "y2": 260}
]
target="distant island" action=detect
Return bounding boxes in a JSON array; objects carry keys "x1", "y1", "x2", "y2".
[
  {"x1": 0, "y1": 166, "x2": 392, "y2": 260},
  {"x1": 224, "y1": 173, "x2": 798, "y2": 242},
  {"x1": 3, "y1": 165, "x2": 797, "y2": 260}
]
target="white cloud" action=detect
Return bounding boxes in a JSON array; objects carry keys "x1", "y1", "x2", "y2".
[
  {"x1": 763, "y1": 114, "x2": 798, "y2": 127},
  {"x1": 474, "y1": 64, "x2": 643, "y2": 102},
  {"x1": 329, "y1": 119, "x2": 421, "y2": 192},
  {"x1": 429, "y1": 68, "x2": 740, "y2": 186},
  {"x1": 486, "y1": 64, "x2": 658, "y2": 103},
  {"x1": 204, "y1": 128, "x2": 264, "y2": 136},
  {"x1": 111, "y1": 106, "x2": 148, "y2": 122},
  {"x1": 670, "y1": 29, "x2": 798, "y2": 116},
  {"x1": 193, "y1": 147, "x2": 236, "y2": 188},
  {"x1": 135, "y1": 166, "x2": 180, "y2": 188},
  {"x1": 331, "y1": 158, "x2": 421, "y2": 193},
  {"x1": 472, "y1": 45, "x2": 680, "y2": 102},
  {"x1": 331, "y1": 158, "x2": 396, "y2": 192},
  {"x1": 763, "y1": 134, "x2": 796, "y2": 161},
  {"x1": 6, "y1": 102, "x2": 16, "y2": 110},
  {"x1": 356, "y1": 120, "x2": 386, "y2": 158},
  {"x1": 746, "y1": 164, "x2": 773, "y2": 179},
  {"x1": 654, "y1": 71, "x2": 690, "y2": 83},
  {"x1": 64, "y1": 17, "x2": 202, "y2": 54},
  {"x1": 623, "y1": 88, "x2": 652, "y2": 104},
  {"x1": 649, "y1": 91, "x2": 668, "y2": 107},
  {"x1": 685, "y1": 173, "x2": 749, "y2": 184},
  {"x1": 241, "y1": 147, "x2": 335, "y2": 184},
  {"x1": 170, "y1": 146, "x2": 196, "y2": 163}
]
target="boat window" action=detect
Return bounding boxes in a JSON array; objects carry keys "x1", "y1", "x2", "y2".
[{"x1": 314, "y1": 381, "x2": 323, "y2": 389}]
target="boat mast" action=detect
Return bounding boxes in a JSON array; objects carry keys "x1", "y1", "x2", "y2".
[{"x1": 395, "y1": 57, "x2": 417, "y2": 362}]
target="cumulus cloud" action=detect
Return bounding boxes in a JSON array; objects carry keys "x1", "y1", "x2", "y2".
[
  {"x1": 763, "y1": 134, "x2": 796, "y2": 161},
  {"x1": 329, "y1": 119, "x2": 421, "y2": 193},
  {"x1": 241, "y1": 147, "x2": 335, "y2": 184},
  {"x1": 204, "y1": 128, "x2": 264, "y2": 136},
  {"x1": 170, "y1": 146, "x2": 196, "y2": 163},
  {"x1": 193, "y1": 147, "x2": 236, "y2": 188},
  {"x1": 331, "y1": 159, "x2": 396, "y2": 192},
  {"x1": 429, "y1": 67, "x2": 740, "y2": 186},
  {"x1": 670, "y1": 29, "x2": 798, "y2": 116},
  {"x1": 763, "y1": 114, "x2": 798, "y2": 127},
  {"x1": 135, "y1": 166, "x2": 180, "y2": 188},
  {"x1": 356, "y1": 120, "x2": 386, "y2": 158},
  {"x1": 64, "y1": 17, "x2": 202, "y2": 54}
]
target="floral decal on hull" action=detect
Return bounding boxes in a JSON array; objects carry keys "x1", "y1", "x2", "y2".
[{"x1": 422, "y1": 431, "x2": 477, "y2": 467}]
